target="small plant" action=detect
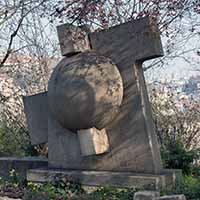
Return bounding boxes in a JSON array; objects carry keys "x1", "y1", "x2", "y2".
[
  {"x1": 7, "y1": 169, "x2": 26, "y2": 186},
  {"x1": 0, "y1": 170, "x2": 24, "y2": 199},
  {"x1": 24, "y1": 179, "x2": 86, "y2": 200},
  {"x1": 79, "y1": 186, "x2": 138, "y2": 200}
]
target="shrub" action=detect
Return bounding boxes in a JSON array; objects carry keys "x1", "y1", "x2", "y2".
[
  {"x1": 161, "y1": 139, "x2": 200, "y2": 174},
  {"x1": 162, "y1": 175, "x2": 200, "y2": 200},
  {"x1": 0, "y1": 116, "x2": 37, "y2": 157}
]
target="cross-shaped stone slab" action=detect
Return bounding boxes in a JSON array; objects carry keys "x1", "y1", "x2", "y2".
[{"x1": 47, "y1": 16, "x2": 163, "y2": 174}]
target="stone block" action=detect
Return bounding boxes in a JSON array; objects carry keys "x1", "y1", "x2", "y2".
[
  {"x1": 77, "y1": 128, "x2": 110, "y2": 156},
  {"x1": 0, "y1": 197, "x2": 21, "y2": 200},
  {"x1": 158, "y1": 195, "x2": 186, "y2": 200},
  {"x1": 57, "y1": 24, "x2": 91, "y2": 56},
  {"x1": 134, "y1": 191, "x2": 160, "y2": 200},
  {"x1": 23, "y1": 92, "x2": 48, "y2": 145},
  {"x1": 161, "y1": 169, "x2": 183, "y2": 186},
  {"x1": 0, "y1": 157, "x2": 47, "y2": 179}
]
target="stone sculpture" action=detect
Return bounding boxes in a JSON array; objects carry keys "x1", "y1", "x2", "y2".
[{"x1": 22, "y1": 16, "x2": 182, "y2": 189}]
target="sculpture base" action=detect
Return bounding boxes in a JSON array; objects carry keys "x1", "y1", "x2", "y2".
[{"x1": 27, "y1": 168, "x2": 182, "y2": 190}]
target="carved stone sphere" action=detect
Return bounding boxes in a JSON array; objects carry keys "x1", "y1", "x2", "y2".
[{"x1": 48, "y1": 51, "x2": 123, "y2": 130}]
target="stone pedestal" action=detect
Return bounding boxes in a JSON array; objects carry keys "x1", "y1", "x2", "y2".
[{"x1": 27, "y1": 168, "x2": 181, "y2": 190}]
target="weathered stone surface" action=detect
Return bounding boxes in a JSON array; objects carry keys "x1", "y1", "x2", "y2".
[
  {"x1": 48, "y1": 16, "x2": 163, "y2": 174},
  {"x1": 134, "y1": 192, "x2": 186, "y2": 200},
  {"x1": 27, "y1": 169, "x2": 171, "y2": 189},
  {"x1": 158, "y1": 195, "x2": 186, "y2": 200},
  {"x1": 0, "y1": 197, "x2": 21, "y2": 200},
  {"x1": 78, "y1": 128, "x2": 109, "y2": 156},
  {"x1": 23, "y1": 92, "x2": 48, "y2": 145},
  {"x1": 161, "y1": 169, "x2": 183, "y2": 186},
  {"x1": 48, "y1": 51, "x2": 123, "y2": 130},
  {"x1": 134, "y1": 191, "x2": 160, "y2": 200},
  {"x1": 89, "y1": 17, "x2": 163, "y2": 62},
  {"x1": 0, "y1": 157, "x2": 47, "y2": 179},
  {"x1": 48, "y1": 110, "x2": 83, "y2": 169},
  {"x1": 57, "y1": 24, "x2": 91, "y2": 56}
]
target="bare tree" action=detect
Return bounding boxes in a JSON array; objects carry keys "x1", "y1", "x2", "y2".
[
  {"x1": 50, "y1": 0, "x2": 200, "y2": 71},
  {"x1": 0, "y1": 0, "x2": 59, "y2": 155}
]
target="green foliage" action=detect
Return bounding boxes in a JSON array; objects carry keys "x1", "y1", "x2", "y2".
[
  {"x1": 161, "y1": 139, "x2": 200, "y2": 175},
  {"x1": 24, "y1": 184, "x2": 138, "y2": 200},
  {"x1": 24, "y1": 180, "x2": 86, "y2": 200},
  {"x1": 0, "y1": 119, "x2": 22, "y2": 156},
  {"x1": 192, "y1": 165, "x2": 200, "y2": 177},
  {"x1": 0, "y1": 117, "x2": 36, "y2": 156},
  {"x1": 182, "y1": 176, "x2": 200, "y2": 199},
  {"x1": 85, "y1": 187, "x2": 137, "y2": 200},
  {"x1": 161, "y1": 176, "x2": 200, "y2": 200},
  {"x1": 150, "y1": 89, "x2": 200, "y2": 175}
]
